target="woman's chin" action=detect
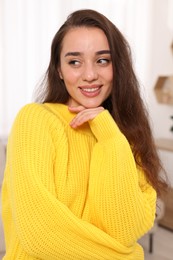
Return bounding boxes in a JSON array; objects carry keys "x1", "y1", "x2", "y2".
[{"x1": 81, "y1": 100, "x2": 103, "y2": 109}]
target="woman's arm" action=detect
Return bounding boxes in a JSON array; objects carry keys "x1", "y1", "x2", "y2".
[
  {"x1": 88, "y1": 109, "x2": 156, "y2": 247},
  {"x1": 4, "y1": 104, "x2": 133, "y2": 259}
]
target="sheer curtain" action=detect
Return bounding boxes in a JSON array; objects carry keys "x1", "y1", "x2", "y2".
[
  {"x1": 0, "y1": 0, "x2": 63, "y2": 138},
  {"x1": 0, "y1": 0, "x2": 172, "y2": 138}
]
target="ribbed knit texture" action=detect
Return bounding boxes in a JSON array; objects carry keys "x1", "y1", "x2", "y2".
[{"x1": 1, "y1": 103, "x2": 156, "y2": 260}]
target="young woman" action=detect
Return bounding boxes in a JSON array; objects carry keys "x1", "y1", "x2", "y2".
[{"x1": 2, "y1": 9, "x2": 167, "y2": 260}]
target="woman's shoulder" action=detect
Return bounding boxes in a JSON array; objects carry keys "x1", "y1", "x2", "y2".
[
  {"x1": 8, "y1": 103, "x2": 68, "y2": 146},
  {"x1": 13, "y1": 102, "x2": 65, "y2": 131},
  {"x1": 15, "y1": 102, "x2": 61, "y2": 119},
  {"x1": 17, "y1": 102, "x2": 48, "y2": 114}
]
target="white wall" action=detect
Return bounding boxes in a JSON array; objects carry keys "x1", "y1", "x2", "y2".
[
  {"x1": 0, "y1": 0, "x2": 173, "y2": 139},
  {"x1": 146, "y1": 0, "x2": 173, "y2": 139}
]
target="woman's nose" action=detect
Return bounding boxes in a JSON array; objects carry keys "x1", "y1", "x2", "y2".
[{"x1": 82, "y1": 63, "x2": 98, "y2": 81}]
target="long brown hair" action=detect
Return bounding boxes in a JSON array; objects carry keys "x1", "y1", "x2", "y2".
[{"x1": 36, "y1": 9, "x2": 168, "y2": 196}]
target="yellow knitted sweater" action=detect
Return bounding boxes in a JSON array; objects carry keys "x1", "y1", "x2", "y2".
[{"x1": 1, "y1": 103, "x2": 156, "y2": 260}]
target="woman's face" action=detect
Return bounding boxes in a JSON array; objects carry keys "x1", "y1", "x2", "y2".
[{"x1": 58, "y1": 27, "x2": 113, "y2": 108}]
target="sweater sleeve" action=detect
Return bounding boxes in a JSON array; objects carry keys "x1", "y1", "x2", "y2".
[
  {"x1": 88, "y1": 110, "x2": 157, "y2": 247},
  {"x1": 5, "y1": 104, "x2": 135, "y2": 260}
]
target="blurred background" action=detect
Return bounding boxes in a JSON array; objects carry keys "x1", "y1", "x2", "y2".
[
  {"x1": 0, "y1": 0, "x2": 173, "y2": 259},
  {"x1": 0, "y1": 0, "x2": 173, "y2": 139}
]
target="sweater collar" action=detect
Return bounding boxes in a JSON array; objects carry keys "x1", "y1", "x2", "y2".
[{"x1": 44, "y1": 103, "x2": 75, "y2": 123}]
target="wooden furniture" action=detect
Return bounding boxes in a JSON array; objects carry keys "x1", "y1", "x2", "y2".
[
  {"x1": 155, "y1": 138, "x2": 173, "y2": 231},
  {"x1": 154, "y1": 76, "x2": 173, "y2": 105},
  {"x1": 153, "y1": 41, "x2": 173, "y2": 105},
  {"x1": 155, "y1": 138, "x2": 173, "y2": 152}
]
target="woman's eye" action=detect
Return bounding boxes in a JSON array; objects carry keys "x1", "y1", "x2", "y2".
[
  {"x1": 68, "y1": 60, "x2": 80, "y2": 66},
  {"x1": 97, "y1": 58, "x2": 110, "y2": 65}
]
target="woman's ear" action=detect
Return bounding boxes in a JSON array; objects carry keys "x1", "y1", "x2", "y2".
[{"x1": 57, "y1": 68, "x2": 63, "y2": 79}]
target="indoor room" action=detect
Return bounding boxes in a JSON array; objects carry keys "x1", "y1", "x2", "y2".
[{"x1": 0, "y1": 0, "x2": 173, "y2": 259}]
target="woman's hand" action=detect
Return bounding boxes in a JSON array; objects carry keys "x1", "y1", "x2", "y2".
[{"x1": 68, "y1": 106, "x2": 104, "y2": 128}]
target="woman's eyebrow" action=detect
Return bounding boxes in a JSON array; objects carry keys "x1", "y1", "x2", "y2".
[
  {"x1": 64, "y1": 50, "x2": 111, "y2": 57},
  {"x1": 95, "y1": 50, "x2": 111, "y2": 55},
  {"x1": 65, "y1": 52, "x2": 81, "y2": 57}
]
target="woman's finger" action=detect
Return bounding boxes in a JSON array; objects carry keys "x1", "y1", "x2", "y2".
[
  {"x1": 70, "y1": 107, "x2": 104, "y2": 128},
  {"x1": 68, "y1": 106, "x2": 85, "y2": 113}
]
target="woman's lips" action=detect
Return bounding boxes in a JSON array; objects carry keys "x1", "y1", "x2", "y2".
[{"x1": 79, "y1": 85, "x2": 102, "y2": 97}]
